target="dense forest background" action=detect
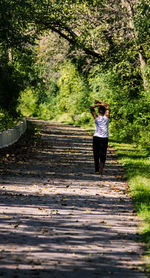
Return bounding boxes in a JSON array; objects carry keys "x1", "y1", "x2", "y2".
[{"x1": 0, "y1": 0, "x2": 150, "y2": 148}]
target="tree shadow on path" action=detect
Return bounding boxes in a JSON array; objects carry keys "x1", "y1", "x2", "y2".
[{"x1": 0, "y1": 120, "x2": 147, "y2": 278}]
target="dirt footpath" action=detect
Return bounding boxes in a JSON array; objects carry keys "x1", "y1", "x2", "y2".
[{"x1": 0, "y1": 120, "x2": 147, "y2": 278}]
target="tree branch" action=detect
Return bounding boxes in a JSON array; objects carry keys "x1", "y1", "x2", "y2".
[{"x1": 35, "y1": 20, "x2": 103, "y2": 61}]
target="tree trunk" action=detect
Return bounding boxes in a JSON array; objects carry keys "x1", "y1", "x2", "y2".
[{"x1": 121, "y1": 0, "x2": 147, "y2": 89}]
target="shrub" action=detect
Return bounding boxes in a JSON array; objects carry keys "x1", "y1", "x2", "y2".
[
  {"x1": 17, "y1": 87, "x2": 38, "y2": 117},
  {"x1": 0, "y1": 108, "x2": 17, "y2": 131}
]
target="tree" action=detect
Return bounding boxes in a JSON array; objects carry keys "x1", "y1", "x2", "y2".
[
  {"x1": 0, "y1": 0, "x2": 149, "y2": 146},
  {"x1": 1, "y1": 0, "x2": 150, "y2": 87}
]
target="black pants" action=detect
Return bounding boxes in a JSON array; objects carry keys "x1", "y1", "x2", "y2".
[{"x1": 93, "y1": 136, "x2": 108, "y2": 172}]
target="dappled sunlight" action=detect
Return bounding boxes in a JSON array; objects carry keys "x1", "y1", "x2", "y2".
[{"x1": 0, "y1": 121, "x2": 146, "y2": 277}]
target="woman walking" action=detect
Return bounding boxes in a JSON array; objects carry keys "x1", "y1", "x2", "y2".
[{"x1": 90, "y1": 100, "x2": 110, "y2": 175}]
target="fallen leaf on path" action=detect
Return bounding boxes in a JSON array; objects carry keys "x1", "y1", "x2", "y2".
[
  {"x1": 99, "y1": 220, "x2": 105, "y2": 223},
  {"x1": 72, "y1": 253, "x2": 76, "y2": 257},
  {"x1": 41, "y1": 228, "x2": 48, "y2": 234},
  {"x1": 51, "y1": 209, "x2": 57, "y2": 214},
  {"x1": 53, "y1": 261, "x2": 60, "y2": 266},
  {"x1": 115, "y1": 176, "x2": 122, "y2": 179},
  {"x1": 38, "y1": 207, "x2": 47, "y2": 212},
  {"x1": 3, "y1": 215, "x2": 10, "y2": 218},
  {"x1": 85, "y1": 209, "x2": 91, "y2": 213}
]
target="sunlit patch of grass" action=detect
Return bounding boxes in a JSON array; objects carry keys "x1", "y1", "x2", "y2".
[
  {"x1": 109, "y1": 140, "x2": 150, "y2": 272},
  {"x1": 54, "y1": 113, "x2": 74, "y2": 125}
]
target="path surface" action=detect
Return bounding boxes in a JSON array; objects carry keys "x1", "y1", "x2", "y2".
[{"x1": 0, "y1": 120, "x2": 147, "y2": 278}]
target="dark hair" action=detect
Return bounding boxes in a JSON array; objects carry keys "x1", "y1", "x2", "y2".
[{"x1": 98, "y1": 105, "x2": 106, "y2": 114}]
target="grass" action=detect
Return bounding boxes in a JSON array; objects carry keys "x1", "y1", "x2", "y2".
[
  {"x1": 109, "y1": 139, "x2": 150, "y2": 273},
  {"x1": 27, "y1": 116, "x2": 150, "y2": 272}
]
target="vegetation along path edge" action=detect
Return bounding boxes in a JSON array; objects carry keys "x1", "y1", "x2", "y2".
[{"x1": 0, "y1": 119, "x2": 148, "y2": 278}]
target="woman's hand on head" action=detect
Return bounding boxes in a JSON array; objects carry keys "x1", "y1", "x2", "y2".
[{"x1": 94, "y1": 99, "x2": 101, "y2": 104}]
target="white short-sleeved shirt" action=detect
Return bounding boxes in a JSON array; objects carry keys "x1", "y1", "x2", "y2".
[{"x1": 93, "y1": 115, "x2": 109, "y2": 138}]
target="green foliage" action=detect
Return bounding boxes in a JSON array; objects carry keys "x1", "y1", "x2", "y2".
[
  {"x1": 88, "y1": 64, "x2": 150, "y2": 149},
  {"x1": 17, "y1": 87, "x2": 38, "y2": 117},
  {"x1": 0, "y1": 41, "x2": 43, "y2": 117},
  {"x1": 134, "y1": 0, "x2": 150, "y2": 45},
  {"x1": 110, "y1": 140, "x2": 150, "y2": 268},
  {"x1": 0, "y1": 0, "x2": 150, "y2": 270},
  {"x1": 56, "y1": 61, "x2": 90, "y2": 123},
  {"x1": 74, "y1": 112, "x2": 91, "y2": 127},
  {"x1": 37, "y1": 81, "x2": 59, "y2": 120},
  {"x1": 0, "y1": 108, "x2": 18, "y2": 131},
  {"x1": 0, "y1": 0, "x2": 149, "y2": 149}
]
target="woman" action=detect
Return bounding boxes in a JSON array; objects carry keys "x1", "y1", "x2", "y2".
[{"x1": 90, "y1": 99, "x2": 110, "y2": 175}]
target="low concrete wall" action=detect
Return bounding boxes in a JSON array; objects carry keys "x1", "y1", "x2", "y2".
[{"x1": 0, "y1": 119, "x2": 27, "y2": 149}]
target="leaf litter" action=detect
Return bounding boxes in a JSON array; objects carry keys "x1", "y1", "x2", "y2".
[{"x1": 0, "y1": 121, "x2": 147, "y2": 277}]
